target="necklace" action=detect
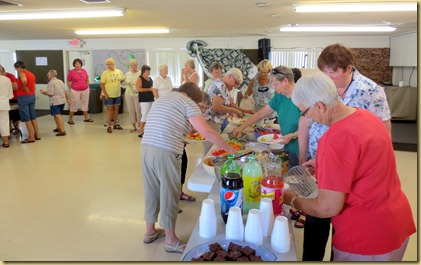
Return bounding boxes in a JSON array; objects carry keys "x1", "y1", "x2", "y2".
[{"x1": 338, "y1": 75, "x2": 354, "y2": 99}]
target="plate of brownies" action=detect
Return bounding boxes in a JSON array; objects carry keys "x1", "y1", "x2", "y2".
[{"x1": 182, "y1": 240, "x2": 277, "y2": 261}]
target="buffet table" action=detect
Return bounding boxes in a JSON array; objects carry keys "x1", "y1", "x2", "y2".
[
  {"x1": 181, "y1": 179, "x2": 298, "y2": 261},
  {"x1": 183, "y1": 122, "x2": 297, "y2": 261}
]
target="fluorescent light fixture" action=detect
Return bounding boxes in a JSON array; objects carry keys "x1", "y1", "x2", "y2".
[
  {"x1": 280, "y1": 26, "x2": 396, "y2": 32},
  {"x1": 0, "y1": 8, "x2": 126, "y2": 20},
  {"x1": 75, "y1": 28, "x2": 171, "y2": 35},
  {"x1": 293, "y1": 2, "x2": 417, "y2": 12}
]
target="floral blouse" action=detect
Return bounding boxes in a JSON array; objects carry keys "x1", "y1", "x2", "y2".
[
  {"x1": 251, "y1": 74, "x2": 277, "y2": 119},
  {"x1": 204, "y1": 78, "x2": 230, "y2": 124},
  {"x1": 307, "y1": 69, "x2": 391, "y2": 159}
]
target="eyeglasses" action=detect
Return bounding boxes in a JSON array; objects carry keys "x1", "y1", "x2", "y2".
[{"x1": 300, "y1": 106, "x2": 312, "y2": 117}]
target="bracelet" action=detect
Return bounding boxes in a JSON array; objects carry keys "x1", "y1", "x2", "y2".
[{"x1": 290, "y1": 196, "x2": 298, "y2": 209}]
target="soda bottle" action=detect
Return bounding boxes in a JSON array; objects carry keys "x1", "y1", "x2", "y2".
[
  {"x1": 261, "y1": 153, "x2": 284, "y2": 215},
  {"x1": 242, "y1": 154, "x2": 263, "y2": 213},
  {"x1": 220, "y1": 154, "x2": 243, "y2": 224}
]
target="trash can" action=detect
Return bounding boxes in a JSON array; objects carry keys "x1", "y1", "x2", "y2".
[{"x1": 89, "y1": 83, "x2": 103, "y2": 113}]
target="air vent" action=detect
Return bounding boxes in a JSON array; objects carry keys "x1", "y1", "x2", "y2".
[
  {"x1": 0, "y1": 0, "x2": 22, "y2": 6},
  {"x1": 80, "y1": 0, "x2": 111, "y2": 4}
]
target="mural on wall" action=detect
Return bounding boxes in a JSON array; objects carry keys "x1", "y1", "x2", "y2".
[
  {"x1": 186, "y1": 40, "x2": 257, "y2": 91},
  {"x1": 93, "y1": 49, "x2": 145, "y2": 81},
  {"x1": 352, "y1": 48, "x2": 391, "y2": 85}
]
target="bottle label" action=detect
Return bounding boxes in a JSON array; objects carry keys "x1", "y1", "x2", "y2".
[
  {"x1": 243, "y1": 176, "x2": 262, "y2": 202},
  {"x1": 261, "y1": 186, "x2": 283, "y2": 215},
  {"x1": 221, "y1": 187, "x2": 243, "y2": 215}
]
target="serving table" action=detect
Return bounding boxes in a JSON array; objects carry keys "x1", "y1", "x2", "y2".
[{"x1": 183, "y1": 122, "x2": 297, "y2": 261}]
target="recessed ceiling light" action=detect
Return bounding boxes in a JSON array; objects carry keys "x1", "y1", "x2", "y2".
[
  {"x1": 280, "y1": 25, "x2": 396, "y2": 32},
  {"x1": 75, "y1": 28, "x2": 171, "y2": 35},
  {"x1": 292, "y1": 2, "x2": 417, "y2": 12},
  {"x1": 256, "y1": 2, "x2": 269, "y2": 8},
  {"x1": 0, "y1": 8, "x2": 125, "y2": 20}
]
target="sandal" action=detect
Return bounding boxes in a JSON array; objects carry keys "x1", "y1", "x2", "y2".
[
  {"x1": 84, "y1": 119, "x2": 94, "y2": 122},
  {"x1": 21, "y1": 139, "x2": 35, "y2": 144},
  {"x1": 180, "y1": 192, "x2": 196, "y2": 202},
  {"x1": 56, "y1": 131, "x2": 67, "y2": 136},
  {"x1": 68, "y1": 121, "x2": 75, "y2": 125},
  {"x1": 113, "y1": 125, "x2": 123, "y2": 130},
  {"x1": 294, "y1": 212, "x2": 307, "y2": 229},
  {"x1": 165, "y1": 239, "x2": 186, "y2": 253},
  {"x1": 35, "y1": 137, "x2": 41, "y2": 140},
  {"x1": 2, "y1": 143, "x2": 10, "y2": 148},
  {"x1": 289, "y1": 208, "x2": 301, "y2": 221},
  {"x1": 143, "y1": 228, "x2": 165, "y2": 244},
  {"x1": 53, "y1": 128, "x2": 60, "y2": 132},
  {"x1": 107, "y1": 127, "x2": 112, "y2": 133}
]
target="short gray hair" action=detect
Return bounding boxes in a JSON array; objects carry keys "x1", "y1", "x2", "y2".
[
  {"x1": 129, "y1": 59, "x2": 138, "y2": 65},
  {"x1": 158, "y1": 64, "x2": 168, "y2": 72},
  {"x1": 225, "y1": 67, "x2": 243, "y2": 85},
  {"x1": 270, "y1": 65, "x2": 294, "y2": 83},
  {"x1": 185, "y1": 59, "x2": 195, "y2": 69},
  {"x1": 291, "y1": 71, "x2": 339, "y2": 108},
  {"x1": 48, "y1": 69, "x2": 58, "y2": 77}
]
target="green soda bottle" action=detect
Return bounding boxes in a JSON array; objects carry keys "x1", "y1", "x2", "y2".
[{"x1": 242, "y1": 154, "x2": 263, "y2": 213}]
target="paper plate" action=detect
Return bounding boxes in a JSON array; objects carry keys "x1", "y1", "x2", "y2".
[{"x1": 257, "y1": 134, "x2": 283, "y2": 145}]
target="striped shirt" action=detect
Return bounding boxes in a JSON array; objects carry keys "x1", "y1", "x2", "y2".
[
  {"x1": 142, "y1": 91, "x2": 202, "y2": 154},
  {"x1": 46, "y1": 77, "x2": 67, "y2": 106}
]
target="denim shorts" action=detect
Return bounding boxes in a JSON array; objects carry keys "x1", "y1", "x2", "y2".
[
  {"x1": 50, "y1": 104, "x2": 65, "y2": 116},
  {"x1": 17, "y1": 94, "x2": 37, "y2": 122},
  {"x1": 104, "y1": 96, "x2": 121, "y2": 107}
]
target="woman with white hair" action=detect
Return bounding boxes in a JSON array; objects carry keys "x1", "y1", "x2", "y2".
[
  {"x1": 180, "y1": 59, "x2": 199, "y2": 85},
  {"x1": 283, "y1": 72, "x2": 415, "y2": 261},
  {"x1": 40, "y1": 70, "x2": 69, "y2": 136},
  {"x1": 100, "y1": 58, "x2": 125, "y2": 133},
  {"x1": 154, "y1": 64, "x2": 173, "y2": 99},
  {"x1": 125, "y1": 59, "x2": 142, "y2": 132}
]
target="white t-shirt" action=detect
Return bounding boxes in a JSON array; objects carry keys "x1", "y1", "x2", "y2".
[{"x1": 154, "y1": 75, "x2": 173, "y2": 98}]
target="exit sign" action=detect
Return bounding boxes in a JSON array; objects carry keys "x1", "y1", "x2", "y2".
[{"x1": 68, "y1": 39, "x2": 84, "y2": 48}]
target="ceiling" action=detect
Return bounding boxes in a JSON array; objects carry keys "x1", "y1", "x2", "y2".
[{"x1": 0, "y1": 0, "x2": 417, "y2": 41}]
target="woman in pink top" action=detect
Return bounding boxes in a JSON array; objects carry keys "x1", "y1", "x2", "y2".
[{"x1": 67, "y1": 58, "x2": 93, "y2": 124}]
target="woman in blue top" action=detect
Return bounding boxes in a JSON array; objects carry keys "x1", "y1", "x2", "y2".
[{"x1": 233, "y1": 65, "x2": 300, "y2": 168}]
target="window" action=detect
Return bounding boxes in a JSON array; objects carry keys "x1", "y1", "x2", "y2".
[
  {"x1": 270, "y1": 48, "x2": 322, "y2": 69},
  {"x1": 146, "y1": 49, "x2": 203, "y2": 87}
]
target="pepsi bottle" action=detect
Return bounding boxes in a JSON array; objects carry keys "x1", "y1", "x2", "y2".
[{"x1": 220, "y1": 154, "x2": 243, "y2": 224}]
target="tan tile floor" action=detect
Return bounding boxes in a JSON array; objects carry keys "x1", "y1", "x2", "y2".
[{"x1": 0, "y1": 112, "x2": 417, "y2": 261}]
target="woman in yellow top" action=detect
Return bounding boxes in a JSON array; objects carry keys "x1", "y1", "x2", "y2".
[{"x1": 100, "y1": 58, "x2": 125, "y2": 133}]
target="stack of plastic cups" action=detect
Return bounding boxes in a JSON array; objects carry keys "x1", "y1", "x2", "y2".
[
  {"x1": 225, "y1": 206, "x2": 244, "y2": 241},
  {"x1": 199, "y1": 199, "x2": 217, "y2": 238},
  {"x1": 244, "y1": 209, "x2": 264, "y2": 246},
  {"x1": 259, "y1": 197, "x2": 274, "y2": 237},
  {"x1": 271, "y1": 216, "x2": 291, "y2": 253}
]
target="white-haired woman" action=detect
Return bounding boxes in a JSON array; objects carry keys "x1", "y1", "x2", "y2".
[
  {"x1": 100, "y1": 58, "x2": 125, "y2": 133},
  {"x1": 0, "y1": 74, "x2": 13, "y2": 147},
  {"x1": 125, "y1": 59, "x2": 142, "y2": 132},
  {"x1": 154, "y1": 64, "x2": 173, "y2": 99},
  {"x1": 283, "y1": 72, "x2": 415, "y2": 262},
  {"x1": 180, "y1": 59, "x2": 199, "y2": 85}
]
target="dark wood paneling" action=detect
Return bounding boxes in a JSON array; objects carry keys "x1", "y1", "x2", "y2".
[{"x1": 16, "y1": 50, "x2": 64, "y2": 84}]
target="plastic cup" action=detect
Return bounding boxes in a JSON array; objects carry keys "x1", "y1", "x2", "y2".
[
  {"x1": 270, "y1": 215, "x2": 290, "y2": 253},
  {"x1": 225, "y1": 206, "x2": 244, "y2": 241},
  {"x1": 259, "y1": 197, "x2": 274, "y2": 237},
  {"x1": 199, "y1": 199, "x2": 217, "y2": 238},
  {"x1": 244, "y1": 209, "x2": 263, "y2": 246}
]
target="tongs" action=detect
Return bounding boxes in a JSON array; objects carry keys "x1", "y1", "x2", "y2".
[{"x1": 212, "y1": 150, "x2": 254, "y2": 165}]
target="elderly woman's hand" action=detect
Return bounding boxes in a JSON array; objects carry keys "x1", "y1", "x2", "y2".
[
  {"x1": 232, "y1": 126, "x2": 244, "y2": 137},
  {"x1": 283, "y1": 189, "x2": 299, "y2": 207},
  {"x1": 302, "y1": 159, "x2": 315, "y2": 175}
]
